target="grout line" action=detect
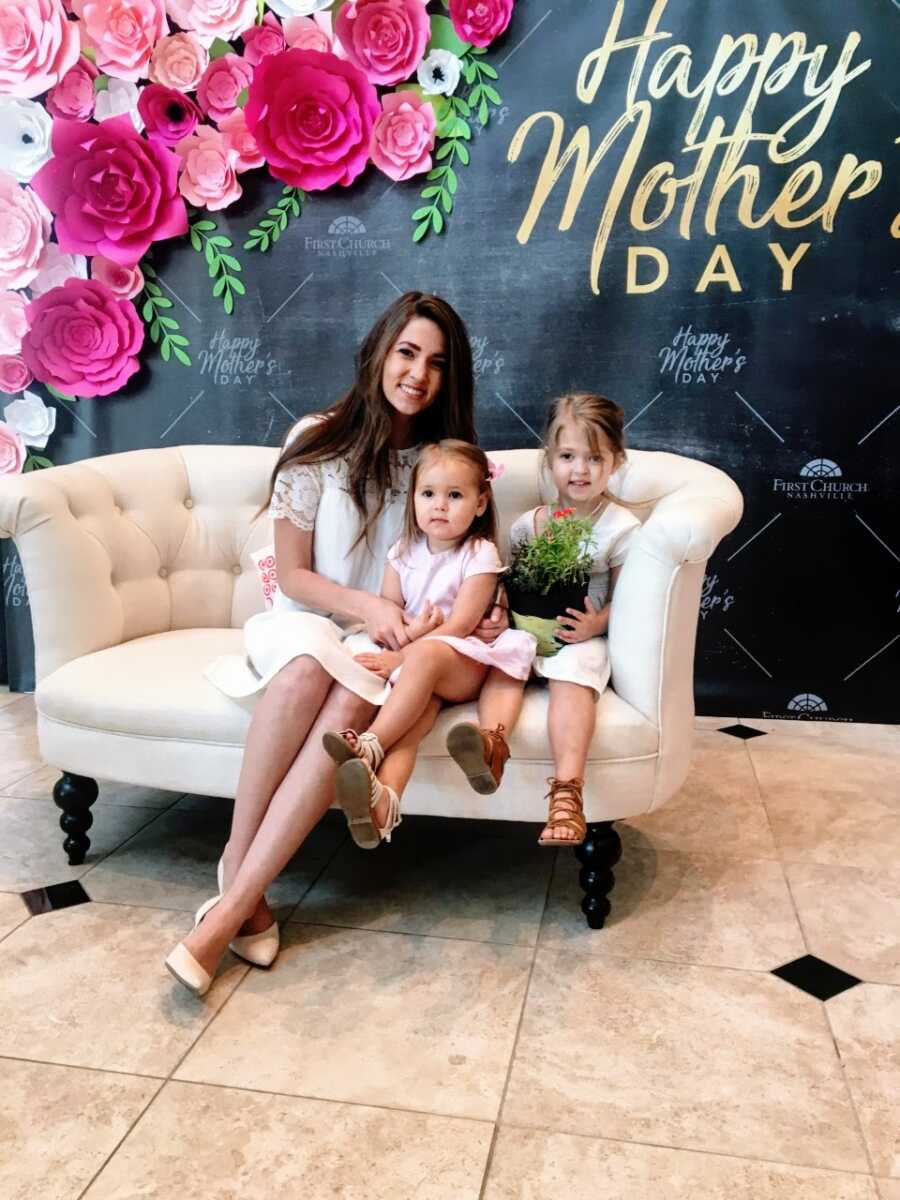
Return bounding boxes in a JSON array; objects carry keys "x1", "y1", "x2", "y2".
[
  {"x1": 76, "y1": 797, "x2": 187, "y2": 885},
  {"x1": 75, "y1": 1076, "x2": 168, "y2": 1200},
  {"x1": 280, "y1": 828, "x2": 350, "y2": 924},
  {"x1": 820, "y1": 1001, "x2": 878, "y2": 1178},
  {"x1": 0, "y1": 1051, "x2": 166, "y2": 1082}
]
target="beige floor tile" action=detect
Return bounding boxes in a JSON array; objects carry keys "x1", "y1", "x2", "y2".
[
  {"x1": 483, "y1": 1127, "x2": 879, "y2": 1200},
  {"x1": 0, "y1": 1058, "x2": 160, "y2": 1200},
  {"x1": 541, "y1": 834, "x2": 806, "y2": 970},
  {"x1": 83, "y1": 1080, "x2": 492, "y2": 1200},
  {"x1": 0, "y1": 890, "x2": 29, "y2": 940},
  {"x1": 0, "y1": 796, "x2": 160, "y2": 891},
  {"x1": 0, "y1": 902, "x2": 247, "y2": 1074},
  {"x1": 828, "y1": 984, "x2": 900, "y2": 1178},
  {"x1": 694, "y1": 715, "x2": 738, "y2": 730},
  {"x1": 2, "y1": 763, "x2": 179, "y2": 809},
  {"x1": 292, "y1": 817, "x2": 553, "y2": 945},
  {"x1": 0, "y1": 685, "x2": 22, "y2": 709},
  {"x1": 877, "y1": 1179, "x2": 900, "y2": 1199},
  {"x1": 0, "y1": 693, "x2": 35, "y2": 731},
  {"x1": 176, "y1": 923, "x2": 531, "y2": 1120},
  {"x1": 785, "y1": 862, "x2": 900, "y2": 985},
  {"x1": 747, "y1": 719, "x2": 900, "y2": 754},
  {"x1": 503, "y1": 949, "x2": 869, "y2": 1172},
  {"x1": 0, "y1": 728, "x2": 43, "y2": 790}
]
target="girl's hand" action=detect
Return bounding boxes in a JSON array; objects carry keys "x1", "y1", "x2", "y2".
[
  {"x1": 354, "y1": 649, "x2": 403, "y2": 679},
  {"x1": 472, "y1": 583, "x2": 510, "y2": 644},
  {"x1": 405, "y1": 602, "x2": 444, "y2": 641},
  {"x1": 363, "y1": 596, "x2": 410, "y2": 651},
  {"x1": 555, "y1": 597, "x2": 605, "y2": 644}
]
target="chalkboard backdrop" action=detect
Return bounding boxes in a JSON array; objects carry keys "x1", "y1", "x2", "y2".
[{"x1": 4, "y1": 0, "x2": 899, "y2": 723}]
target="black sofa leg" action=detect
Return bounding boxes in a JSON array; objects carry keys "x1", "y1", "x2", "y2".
[
  {"x1": 53, "y1": 773, "x2": 98, "y2": 865},
  {"x1": 574, "y1": 821, "x2": 622, "y2": 929}
]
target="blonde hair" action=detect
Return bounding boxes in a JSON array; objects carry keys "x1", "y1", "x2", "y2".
[
  {"x1": 399, "y1": 440, "x2": 498, "y2": 552},
  {"x1": 543, "y1": 392, "x2": 643, "y2": 512}
]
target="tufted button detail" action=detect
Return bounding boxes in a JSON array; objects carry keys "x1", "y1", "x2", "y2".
[
  {"x1": 184, "y1": 498, "x2": 193, "y2": 509},
  {"x1": 232, "y1": 564, "x2": 242, "y2": 576},
  {"x1": 158, "y1": 567, "x2": 168, "y2": 579}
]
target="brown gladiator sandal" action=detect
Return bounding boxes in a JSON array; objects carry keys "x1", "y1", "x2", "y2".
[
  {"x1": 538, "y1": 777, "x2": 587, "y2": 847},
  {"x1": 446, "y1": 722, "x2": 510, "y2": 794}
]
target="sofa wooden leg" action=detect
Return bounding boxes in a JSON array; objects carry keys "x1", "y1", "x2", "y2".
[
  {"x1": 574, "y1": 821, "x2": 622, "y2": 929},
  {"x1": 52, "y1": 773, "x2": 99, "y2": 866}
]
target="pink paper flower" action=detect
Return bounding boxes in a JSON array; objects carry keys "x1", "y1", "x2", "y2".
[
  {"x1": 335, "y1": 0, "x2": 429, "y2": 86},
  {"x1": 163, "y1": 0, "x2": 257, "y2": 46},
  {"x1": 0, "y1": 356, "x2": 33, "y2": 395},
  {"x1": 370, "y1": 90, "x2": 435, "y2": 181},
  {"x1": 29, "y1": 242, "x2": 88, "y2": 296},
  {"x1": 245, "y1": 48, "x2": 379, "y2": 190},
  {"x1": 0, "y1": 291, "x2": 28, "y2": 355},
  {"x1": 0, "y1": 172, "x2": 51, "y2": 291},
  {"x1": 197, "y1": 53, "x2": 253, "y2": 122},
  {"x1": 218, "y1": 108, "x2": 263, "y2": 172},
  {"x1": 282, "y1": 14, "x2": 331, "y2": 52},
  {"x1": 0, "y1": 421, "x2": 26, "y2": 474},
  {"x1": 149, "y1": 31, "x2": 209, "y2": 91},
  {"x1": 138, "y1": 83, "x2": 201, "y2": 145},
  {"x1": 31, "y1": 115, "x2": 187, "y2": 267},
  {"x1": 91, "y1": 254, "x2": 144, "y2": 299},
  {"x1": 241, "y1": 12, "x2": 285, "y2": 65},
  {"x1": 22, "y1": 278, "x2": 144, "y2": 398},
  {"x1": 72, "y1": 0, "x2": 167, "y2": 82},
  {"x1": 46, "y1": 56, "x2": 99, "y2": 120},
  {"x1": 0, "y1": 0, "x2": 80, "y2": 99},
  {"x1": 449, "y1": 0, "x2": 513, "y2": 47},
  {"x1": 175, "y1": 125, "x2": 242, "y2": 210}
]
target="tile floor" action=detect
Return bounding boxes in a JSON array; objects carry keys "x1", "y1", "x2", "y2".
[{"x1": 0, "y1": 688, "x2": 898, "y2": 1199}]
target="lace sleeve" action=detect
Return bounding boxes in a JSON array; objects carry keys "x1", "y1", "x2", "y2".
[{"x1": 268, "y1": 462, "x2": 323, "y2": 532}]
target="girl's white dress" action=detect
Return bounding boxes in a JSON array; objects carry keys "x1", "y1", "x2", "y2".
[
  {"x1": 508, "y1": 502, "x2": 641, "y2": 695},
  {"x1": 388, "y1": 536, "x2": 536, "y2": 681},
  {"x1": 204, "y1": 420, "x2": 418, "y2": 706}
]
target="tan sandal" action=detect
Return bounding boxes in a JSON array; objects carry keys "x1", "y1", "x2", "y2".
[
  {"x1": 446, "y1": 722, "x2": 509, "y2": 794},
  {"x1": 334, "y1": 758, "x2": 402, "y2": 850},
  {"x1": 538, "y1": 777, "x2": 587, "y2": 847},
  {"x1": 322, "y1": 728, "x2": 384, "y2": 772}
]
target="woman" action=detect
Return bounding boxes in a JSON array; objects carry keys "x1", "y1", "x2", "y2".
[{"x1": 165, "y1": 292, "x2": 503, "y2": 995}]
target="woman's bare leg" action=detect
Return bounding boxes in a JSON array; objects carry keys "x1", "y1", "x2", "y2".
[
  {"x1": 370, "y1": 696, "x2": 441, "y2": 825},
  {"x1": 544, "y1": 680, "x2": 597, "y2": 842},
  {"x1": 477, "y1": 667, "x2": 526, "y2": 733}
]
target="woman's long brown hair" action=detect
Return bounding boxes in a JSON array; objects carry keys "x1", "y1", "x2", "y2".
[{"x1": 263, "y1": 292, "x2": 475, "y2": 545}]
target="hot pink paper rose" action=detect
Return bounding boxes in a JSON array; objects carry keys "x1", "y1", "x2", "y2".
[
  {"x1": 449, "y1": 0, "x2": 513, "y2": 47},
  {"x1": 22, "y1": 278, "x2": 144, "y2": 398},
  {"x1": 0, "y1": 291, "x2": 29, "y2": 356},
  {"x1": 31, "y1": 115, "x2": 187, "y2": 267},
  {"x1": 149, "y1": 31, "x2": 209, "y2": 91},
  {"x1": 175, "y1": 125, "x2": 242, "y2": 210},
  {"x1": 0, "y1": 421, "x2": 26, "y2": 474},
  {"x1": 164, "y1": 0, "x2": 257, "y2": 46},
  {"x1": 245, "y1": 48, "x2": 379, "y2": 190},
  {"x1": 283, "y1": 14, "x2": 331, "y2": 52},
  {"x1": 0, "y1": 172, "x2": 51, "y2": 290},
  {"x1": 138, "y1": 83, "x2": 201, "y2": 145},
  {"x1": 335, "y1": 0, "x2": 429, "y2": 86},
  {"x1": 0, "y1": 0, "x2": 80, "y2": 99},
  {"x1": 46, "y1": 56, "x2": 99, "y2": 120},
  {"x1": 197, "y1": 53, "x2": 253, "y2": 122},
  {"x1": 72, "y1": 0, "x2": 167, "y2": 82},
  {"x1": 241, "y1": 11, "x2": 285, "y2": 65},
  {"x1": 218, "y1": 108, "x2": 264, "y2": 172},
  {"x1": 0, "y1": 356, "x2": 33, "y2": 395},
  {"x1": 91, "y1": 254, "x2": 144, "y2": 299},
  {"x1": 370, "y1": 90, "x2": 435, "y2": 181}
]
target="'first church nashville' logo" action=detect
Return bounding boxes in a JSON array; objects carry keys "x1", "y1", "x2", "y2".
[{"x1": 772, "y1": 460, "x2": 869, "y2": 502}]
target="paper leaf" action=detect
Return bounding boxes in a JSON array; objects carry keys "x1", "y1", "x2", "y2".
[
  {"x1": 427, "y1": 14, "x2": 470, "y2": 57},
  {"x1": 209, "y1": 37, "x2": 233, "y2": 59}
]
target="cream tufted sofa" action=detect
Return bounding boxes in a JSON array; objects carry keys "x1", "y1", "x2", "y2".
[{"x1": 0, "y1": 445, "x2": 742, "y2": 926}]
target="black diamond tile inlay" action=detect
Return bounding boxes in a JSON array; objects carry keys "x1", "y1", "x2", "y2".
[
  {"x1": 21, "y1": 880, "x2": 91, "y2": 916},
  {"x1": 771, "y1": 955, "x2": 862, "y2": 1001},
  {"x1": 719, "y1": 723, "x2": 767, "y2": 740}
]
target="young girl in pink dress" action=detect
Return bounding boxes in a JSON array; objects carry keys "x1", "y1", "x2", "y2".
[{"x1": 321, "y1": 440, "x2": 536, "y2": 849}]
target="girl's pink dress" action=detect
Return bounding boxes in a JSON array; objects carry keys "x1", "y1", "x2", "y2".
[{"x1": 388, "y1": 536, "x2": 536, "y2": 681}]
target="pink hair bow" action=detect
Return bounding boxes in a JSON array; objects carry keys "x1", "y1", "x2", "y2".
[{"x1": 486, "y1": 458, "x2": 505, "y2": 482}]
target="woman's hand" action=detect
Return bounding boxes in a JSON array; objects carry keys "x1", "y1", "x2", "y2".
[
  {"x1": 555, "y1": 597, "x2": 606, "y2": 644},
  {"x1": 405, "y1": 602, "x2": 444, "y2": 641},
  {"x1": 354, "y1": 649, "x2": 403, "y2": 679},
  {"x1": 472, "y1": 583, "x2": 510, "y2": 644},
  {"x1": 363, "y1": 596, "x2": 410, "y2": 651}
]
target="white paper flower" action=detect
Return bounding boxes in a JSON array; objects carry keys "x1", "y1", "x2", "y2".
[
  {"x1": 29, "y1": 243, "x2": 88, "y2": 298},
  {"x1": 266, "y1": 0, "x2": 332, "y2": 17},
  {"x1": 3, "y1": 391, "x2": 56, "y2": 450},
  {"x1": 0, "y1": 97, "x2": 53, "y2": 183},
  {"x1": 417, "y1": 49, "x2": 461, "y2": 96},
  {"x1": 94, "y1": 78, "x2": 144, "y2": 133}
]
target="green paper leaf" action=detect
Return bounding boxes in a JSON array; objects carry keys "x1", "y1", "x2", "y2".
[
  {"x1": 209, "y1": 37, "x2": 233, "y2": 59},
  {"x1": 230, "y1": 277, "x2": 246, "y2": 296},
  {"x1": 30, "y1": 454, "x2": 54, "y2": 469},
  {"x1": 142, "y1": 299, "x2": 155, "y2": 322},
  {"x1": 411, "y1": 206, "x2": 434, "y2": 221},
  {"x1": 412, "y1": 219, "x2": 430, "y2": 243},
  {"x1": 479, "y1": 62, "x2": 499, "y2": 79},
  {"x1": 46, "y1": 384, "x2": 75, "y2": 402},
  {"x1": 427, "y1": 14, "x2": 470, "y2": 57},
  {"x1": 192, "y1": 219, "x2": 217, "y2": 232},
  {"x1": 150, "y1": 318, "x2": 161, "y2": 340},
  {"x1": 93, "y1": 75, "x2": 109, "y2": 93},
  {"x1": 445, "y1": 167, "x2": 458, "y2": 194},
  {"x1": 478, "y1": 99, "x2": 488, "y2": 126},
  {"x1": 223, "y1": 291, "x2": 234, "y2": 315},
  {"x1": 173, "y1": 346, "x2": 192, "y2": 367},
  {"x1": 236, "y1": 86, "x2": 249, "y2": 108},
  {"x1": 256, "y1": 0, "x2": 265, "y2": 22},
  {"x1": 161, "y1": 339, "x2": 172, "y2": 362},
  {"x1": 454, "y1": 118, "x2": 471, "y2": 139},
  {"x1": 483, "y1": 84, "x2": 502, "y2": 104},
  {"x1": 456, "y1": 141, "x2": 470, "y2": 165},
  {"x1": 435, "y1": 140, "x2": 455, "y2": 161},
  {"x1": 81, "y1": 47, "x2": 96, "y2": 63},
  {"x1": 420, "y1": 187, "x2": 442, "y2": 199},
  {"x1": 430, "y1": 208, "x2": 444, "y2": 234},
  {"x1": 213, "y1": 276, "x2": 227, "y2": 297},
  {"x1": 439, "y1": 190, "x2": 453, "y2": 214}
]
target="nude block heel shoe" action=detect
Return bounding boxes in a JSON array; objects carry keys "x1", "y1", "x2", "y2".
[
  {"x1": 164, "y1": 943, "x2": 212, "y2": 997},
  {"x1": 215, "y1": 855, "x2": 280, "y2": 968}
]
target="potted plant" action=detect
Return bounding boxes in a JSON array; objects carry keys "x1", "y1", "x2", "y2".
[{"x1": 505, "y1": 508, "x2": 595, "y2": 656}]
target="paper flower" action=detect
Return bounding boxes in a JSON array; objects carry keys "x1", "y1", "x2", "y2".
[
  {"x1": 175, "y1": 125, "x2": 242, "y2": 210},
  {"x1": 71, "y1": 0, "x2": 167, "y2": 82},
  {"x1": 46, "y1": 57, "x2": 99, "y2": 120},
  {"x1": 29, "y1": 243, "x2": 88, "y2": 297},
  {"x1": 282, "y1": 14, "x2": 332, "y2": 52},
  {"x1": 0, "y1": 356, "x2": 33, "y2": 395},
  {"x1": 148, "y1": 31, "x2": 209, "y2": 91},
  {"x1": 0, "y1": 291, "x2": 28, "y2": 355},
  {"x1": 91, "y1": 254, "x2": 144, "y2": 299},
  {"x1": 197, "y1": 53, "x2": 253, "y2": 122},
  {"x1": 93, "y1": 78, "x2": 145, "y2": 132},
  {"x1": 0, "y1": 172, "x2": 51, "y2": 290},
  {"x1": 218, "y1": 108, "x2": 264, "y2": 172},
  {"x1": 266, "y1": 0, "x2": 331, "y2": 17},
  {"x1": 31, "y1": 115, "x2": 187, "y2": 267},
  {"x1": 163, "y1": 0, "x2": 258, "y2": 46},
  {"x1": 0, "y1": 98, "x2": 53, "y2": 184},
  {"x1": 449, "y1": 0, "x2": 513, "y2": 47},
  {"x1": 241, "y1": 12, "x2": 285, "y2": 64},
  {"x1": 138, "y1": 83, "x2": 201, "y2": 146},
  {"x1": 22, "y1": 278, "x2": 144, "y2": 398},
  {"x1": 0, "y1": 0, "x2": 80, "y2": 99},
  {"x1": 370, "y1": 91, "x2": 435, "y2": 181},
  {"x1": 335, "y1": 0, "x2": 429, "y2": 87},
  {"x1": 245, "y1": 48, "x2": 379, "y2": 190},
  {"x1": 417, "y1": 49, "x2": 461, "y2": 96},
  {"x1": 0, "y1": 421, "x2": 26, "y2": 474},
  {"x1": 4, "y1": 391, "x2": 56, "y2": 448}
]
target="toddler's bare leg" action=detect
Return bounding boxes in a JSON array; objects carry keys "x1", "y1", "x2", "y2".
[
  {"x1": 545, "y1": 680, "x2": 597, "y2": 843},
  {"x1": 477, "y1": 666, "x2": 526, "y2": 734}
]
